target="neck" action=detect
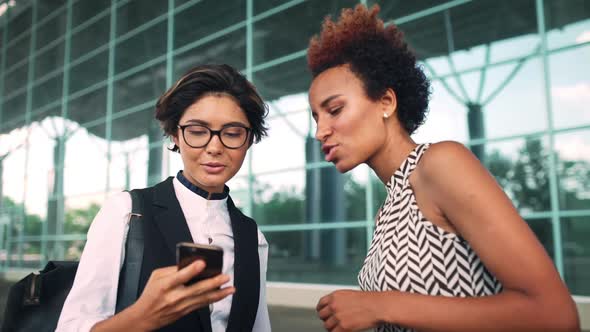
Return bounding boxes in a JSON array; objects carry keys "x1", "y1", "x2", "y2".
[{"x1": 367, "y1": 127, "x2": 416, "y2": 185}]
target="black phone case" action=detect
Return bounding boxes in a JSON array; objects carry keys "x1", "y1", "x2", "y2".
[{"x1": 176, "y1": 242, "x2": 223, "y2": 285}]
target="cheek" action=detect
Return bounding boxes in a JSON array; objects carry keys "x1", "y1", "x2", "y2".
[{"x1": 228, "y1": 149, "x2": 248, "y2": 168}]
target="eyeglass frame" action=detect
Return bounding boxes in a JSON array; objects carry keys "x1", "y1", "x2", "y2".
[{"x1": 177, "y1": 124, "x2": 252, "y2": 149}]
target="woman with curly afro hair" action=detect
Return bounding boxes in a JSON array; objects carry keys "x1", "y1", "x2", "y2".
[{"x1": 308, "y1": 4, "x2": 579, "y2": 332}]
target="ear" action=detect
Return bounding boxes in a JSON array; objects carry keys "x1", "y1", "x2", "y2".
[
  {"x1": 172, "y1": 133, "x2": 180, "y2": 148},
  {"x1": 380, "y1": 88, "x2": 398, "y2": 118}
]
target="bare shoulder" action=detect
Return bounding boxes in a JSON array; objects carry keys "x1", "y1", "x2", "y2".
[{"x1": 418, "y1": 141, "x2": 480, "y2": 180}]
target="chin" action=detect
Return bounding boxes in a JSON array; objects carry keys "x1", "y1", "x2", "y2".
[{"x1": 334, "y1": 160, "x2": 356, "y2": 173}]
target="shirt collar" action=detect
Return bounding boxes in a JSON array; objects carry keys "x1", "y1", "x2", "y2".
[{"x1": 176, "y1": 170, "x2": 230, "y2": 200}]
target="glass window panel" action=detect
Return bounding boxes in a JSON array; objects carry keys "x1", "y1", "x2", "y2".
[
  {"x1": 174, "y1": 1, "x2": 245, "y2": 50},
  {"x1": 252, "y1": 55, "x2": 309, "y2": 102},
  {"x1": 266, "y1": 228, "x2": 367, "y2": 284},
  {"x1": 64, "y1": 123, "x2": 109, "y2": 196},
  {"x1": 379, "y1": 0, "x2": 540, "y2": 66},
  {"x1": 369, "y1": 172, "x2": 388, "y2": 217},
  {"x1": 32, "y1": 74, "x2": 63, "y2": 110},
  {"x1": 253, "y1": 166, "x2": 365, "y2": 225},
  {"x1": 115, "y1": 21, "x2": 166, "y2": 74},
  {"x1": 147, "y1": 144, "x2": 166, "y2": 186},
  {"x1": 173, "y1": 27, "x2": 246, "y2": 78},
  {"x1": 554, "y1": 130, "x2": 590, "y2": 211},
  {"x1": 549, "y1": 45, "x2": 590, "y2": 129},
  {"x1": 31, "y1": 103, "x2": 61, "y2": 125},
  {"x1": 7, "y1": 8, "x2": 31, "y2": 41},
  {"x1": 2, "y1": 93, "x2": 26, "y2": 127},
  {"x1": 252, "y1": 110, "x2": 307, "y2": 174},
  {"x1": 109, "y1": 136, "x2": 149, "y2": 192},
  {"x1": 23, "y1": 122, "x2": 55, "y2": 237},
  {"x1": 70, "y1": 15, "x2": 110, "y2": 61},
  {"x1": 562, "y1": 217, "x2": 590, "y2": 296},
  {"x1": 116, "y1": 0, "x2": 167, "y2": 37},
  {"x1": 484, "y1": 137, "x2": 551, "y2": 213},
  {"x1": 4, "y1": 63, "x2": 28, "y2": 95},
  {"x1": 545, "y1": 1, "x2": 590, "y2": 50},
  {"x1": 253, "y1": 0, "x2": 293, "y2": 15},
  {"x1": 69, "y1": 52, "x2": 108, "y2": 95},
  {"x1": 370, "y1": 0, "x2": 449, "y2": 21},
  {"x1": 63, "y1": 195, "x2": 105, "y2": 238},
  {"x1": 111, "y1": 106, "x2": 154, "y2": 145},
  {"x1": 482, "y1": 58, "x2": 547, "y2": 139},
  {"x1": 174, "y1": 0, "x2": 196, "y2": 8},
  {"x1": 37, "y1": 0, "x2": 67, "y2": 20},
  {"x1": 67, "y1": 87, "x2": 107, "y2": 125},
  {"x1": 35, "y1": 41, "x2": 64, "y2": 79},
  {"x1": 253, "y1": 0, "x2": 356, "y2": 65},
  {"x1": 6, "y1": 35, "x2": 29, "y2": 69},
  {"x1": 413, "y1": 79, "x2": 469, "y2": 143},
  {"x1": 72, "y1": 0, "x2": 111, "y2": 29},
  {"x1": 35, "y1": 12, "x2": 66, "y2": 50},
  {"x1": 252, "y1": 170, "x2": 305, "y2": 225},
  {"x1": 113, "y1": 64, "x2": 166, "y2": 113},
  {"x1": 525, "y1": 218, "x2": 554, "y2": 259},
  {"x1": 0, "y1": 130, "x2": 27, "y2": 206},
  {"x1": 225, "y1": 175, "x2": 250, "y2": 208}
]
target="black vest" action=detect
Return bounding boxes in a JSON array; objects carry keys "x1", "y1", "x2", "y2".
[{"x1": 131, "y1": 177, "x2": 260, "y2": 332}]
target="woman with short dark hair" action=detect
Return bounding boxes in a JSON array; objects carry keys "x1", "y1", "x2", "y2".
[{"x1": 57, "y1": 64, "x2": 271, "y2": 332}]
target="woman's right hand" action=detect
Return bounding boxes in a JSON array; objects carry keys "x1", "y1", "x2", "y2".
[{"x1": 127, "y1": 260, "x2": 235, "y2": 331}]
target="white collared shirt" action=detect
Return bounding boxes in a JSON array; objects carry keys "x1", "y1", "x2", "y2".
[{"x1": 56, "y1": 177, "x2": 270, "y2": 332}]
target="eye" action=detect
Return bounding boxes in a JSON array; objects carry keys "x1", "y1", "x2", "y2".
[
  {"x1": 187, "y1": 128, "x2": 208, "y2": 136},
  {"x1": 328, "y1": 106, "x2": 343, "y2": 116}
]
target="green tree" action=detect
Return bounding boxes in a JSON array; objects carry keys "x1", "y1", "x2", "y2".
[{"x1": 485, "y1": 138, "x2": 590, "y2": 295}]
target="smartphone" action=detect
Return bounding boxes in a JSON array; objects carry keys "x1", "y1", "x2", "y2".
[{"x1": 176, "y1": 242, "x2": 223, "y2": 285}]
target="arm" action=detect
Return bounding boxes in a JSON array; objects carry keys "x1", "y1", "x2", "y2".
[
  {"x1": 57, "y1": 192, "x2": 235, "y2": 332},
  {"x1": 252, "y1": 230, "x2": 271, "y2": 331},
  {"x1": 56, "y1": 192, "x2": 132, "y2": 332},
  {"x1": 90, "y1": 261, "x2": 234, "y2": 332},
  {"x1": 318, "y1": 142, "x2": 579, "y2": 332}
]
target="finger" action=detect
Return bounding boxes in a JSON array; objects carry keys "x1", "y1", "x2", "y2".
[
  {"x1": 170, "y1": 260, "x2": 206, "y2": 287},
  {"x1": 317, "y1": 294, "x2": 331, "y2": 311},
  {"x1": 179, "y1": 286, "x2": 236, "y2": 315},
  {"x1": 317, "y1": 305, "x2": 332, "y2": 320},
  {"x1": 151, "y1": 265, "x2": 179, "y2": 279},
  {"x1": 323, "y1": 315, "x2": 338, "y2": 331},
  {"x1": 186, "y1": 273, "x2": 231, "y2": 295}
]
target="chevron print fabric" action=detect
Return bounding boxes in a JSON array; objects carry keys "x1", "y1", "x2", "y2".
[{"x1": 358, "y1": 144, "x2": 502, "y2": 332}]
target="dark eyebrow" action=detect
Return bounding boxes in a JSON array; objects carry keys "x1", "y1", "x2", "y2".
[
  {"x1": 184, "y1": 119, "x2": 209, "y2": 126},
  {"x1": 182, "y1": 119, "x2": 249, "y2": 128},
  {"x1": 320, "y1": 94, "x2": 342, "y2": 109}
]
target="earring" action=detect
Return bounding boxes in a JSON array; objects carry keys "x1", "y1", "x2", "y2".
[{"x1": 383, "y1": 112, "x2": 389, "y2": 119}]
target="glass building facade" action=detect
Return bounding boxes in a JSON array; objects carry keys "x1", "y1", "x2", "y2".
[{"x1": 0, "y1": 0, "x2": 589, "y2": 296}]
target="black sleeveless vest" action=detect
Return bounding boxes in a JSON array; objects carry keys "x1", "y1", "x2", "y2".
[{"x1": 128, "y1": 177, "x2": 260, "y2": 332}]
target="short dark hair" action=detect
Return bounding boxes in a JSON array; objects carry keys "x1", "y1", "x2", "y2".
[
  {"x1": 155, "y1": 64, "x2": 269, "y2": 152},
  {"x1": 307, "y1": 4, "x2": 430, "y2": 135}
]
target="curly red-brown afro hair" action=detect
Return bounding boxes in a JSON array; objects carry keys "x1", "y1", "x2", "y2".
[{"x1": 307, "y1": 4, "x2": 430, "y2": 135}]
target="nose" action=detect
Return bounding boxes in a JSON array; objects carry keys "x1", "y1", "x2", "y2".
[
  {"x1": 315, "y1": 118, "x2": 332, "y2": 142},
  {"x1": 205, "y1": 133, "x2": 223, "y2": 154}
]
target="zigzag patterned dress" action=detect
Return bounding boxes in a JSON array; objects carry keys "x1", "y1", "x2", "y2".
[{"x1": 358, "y1": 143, "x2": 502, "y2": 332}]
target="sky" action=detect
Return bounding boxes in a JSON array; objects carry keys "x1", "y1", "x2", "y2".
[{"x1": 1, "y1": 19, "x2": 589, "y2": 217}]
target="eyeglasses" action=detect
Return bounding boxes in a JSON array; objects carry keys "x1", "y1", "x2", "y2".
[{"x1": 178, "y1": 124, "x2": 251, "y2": 149}]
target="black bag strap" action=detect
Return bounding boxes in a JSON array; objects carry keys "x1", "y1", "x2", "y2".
[{"x1": 115, "y1": 189, "x2": 144, "y2": 313}]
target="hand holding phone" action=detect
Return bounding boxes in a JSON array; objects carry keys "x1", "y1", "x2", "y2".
[{"x1": 176, "y1": 242, "x2": 223, "y2": 285}]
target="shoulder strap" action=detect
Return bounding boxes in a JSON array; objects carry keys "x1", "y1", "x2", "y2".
[{"x1": 115, "y1": 189, "x2": 145, "y2": 313}]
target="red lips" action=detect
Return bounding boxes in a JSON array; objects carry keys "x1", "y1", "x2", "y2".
[
  {"x1": 322, "y1": 144, "x2": 338, "y2": 162},
  {"x1": 201, "y1": 162, "x2": 225, "y2": 174},
  {"x1": 322, "y1": 144, "x2": 336, "y2": 155}
]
